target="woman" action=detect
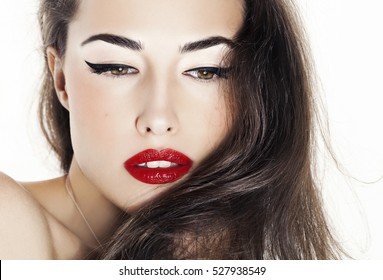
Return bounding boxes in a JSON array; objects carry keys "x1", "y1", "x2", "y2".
[{"x1": 0, "y1": 0, "x2": 342, "y2": 259}]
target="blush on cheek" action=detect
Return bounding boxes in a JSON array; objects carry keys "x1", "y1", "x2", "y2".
[{"x1": 66, "y1": 70, "x2": 116, "y2": 143}]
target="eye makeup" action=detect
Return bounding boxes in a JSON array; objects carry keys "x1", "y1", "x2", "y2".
[
  {"x1": 85, "y1": 61, "x2": 139, "y2": 76},
  {"x1": 183, "y1": 66, "x2": 231, "y2": 81},
  {"x1": 85, "y1": 60, "x2": 231, "y2": 82}
]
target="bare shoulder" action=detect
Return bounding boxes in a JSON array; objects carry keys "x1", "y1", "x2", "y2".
[{"x1": 0, "y1": 172, "x2": 54, "y2": 259}]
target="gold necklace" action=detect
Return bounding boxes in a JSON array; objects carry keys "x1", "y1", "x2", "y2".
[{"x1": 65, "y1": 176, "x2": 103, "y2": 248}]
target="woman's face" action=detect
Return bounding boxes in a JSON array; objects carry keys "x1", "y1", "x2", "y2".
[{"x1": 59, "y1": 0, "x2": 244, "y2": 211}]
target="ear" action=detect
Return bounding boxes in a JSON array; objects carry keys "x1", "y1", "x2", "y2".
[{"x1": 47, "y1": 47, "x2": 69, "y2": 111}]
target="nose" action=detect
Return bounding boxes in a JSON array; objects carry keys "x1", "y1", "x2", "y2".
[{"x1": 136, "y1": 87, "x2": 179, "y2": 137}]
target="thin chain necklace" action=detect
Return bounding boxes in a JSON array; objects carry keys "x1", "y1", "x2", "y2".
[{"x1": 65, "y1": 176, "x2": 103, "y2": 248}]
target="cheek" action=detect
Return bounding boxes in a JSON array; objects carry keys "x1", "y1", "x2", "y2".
[
  {"x1": 64, "y1": 67, "x2": 126, "y2": 154},
  {"x1": 182, "y1": 87, "x2": 230, "y2": 157},
  {"x1": 205, "y1": 97, "x2": 229, "y2": 146}
]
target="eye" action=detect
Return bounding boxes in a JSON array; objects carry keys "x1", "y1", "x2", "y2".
[
  {"x1": 110, "y1": 66, "x2": 135, "y2": 76},
  {"x1": 183, "y1": 67, "x2": 230, "y2": 81},
  {"x1": 85, "y1": 61, "x2": 138, "y2": 76}
]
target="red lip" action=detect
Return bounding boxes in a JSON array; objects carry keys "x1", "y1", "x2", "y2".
[{"x1": 124, "y1": 149, "x2": 193, "y2": 184}]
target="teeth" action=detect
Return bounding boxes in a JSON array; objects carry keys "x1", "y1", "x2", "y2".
[
  {"x1": 137, "y1": 161, "x2": 178, "y2": 168},
  {"x1": 147, "y1": 161, "x2": 159, "y2": 168},
  {"x1": 159, "y1": 161, "x2": 172, "y2": 168}
]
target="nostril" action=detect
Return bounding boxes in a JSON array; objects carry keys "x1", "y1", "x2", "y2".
[{"x1": 142, "y1": 125, "x2": 175, "y2": 135}]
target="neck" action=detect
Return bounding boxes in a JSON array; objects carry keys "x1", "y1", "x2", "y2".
[{"x1": 66, "y1": 159, "x2": 122, "y2": 248}]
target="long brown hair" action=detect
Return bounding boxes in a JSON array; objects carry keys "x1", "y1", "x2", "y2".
[{"x1": 38, "y1": 0, "x2": 343, "y2": 259}]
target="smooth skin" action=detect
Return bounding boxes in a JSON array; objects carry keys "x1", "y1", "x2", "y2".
[{"x1": 0, "y1": 0, "x2": 243, "y2": 259}]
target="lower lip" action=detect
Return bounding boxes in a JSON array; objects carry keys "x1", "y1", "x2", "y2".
[
  {"x1": 124, "y1": 149, "x2": 193, "y2": 185},
  {"x1": 125, "y1": 165, "x2": 192, "y2": 184}
]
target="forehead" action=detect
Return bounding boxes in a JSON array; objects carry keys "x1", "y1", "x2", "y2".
[{"x1": 69, "y1": 0, "x2": 244, "y2": 43}]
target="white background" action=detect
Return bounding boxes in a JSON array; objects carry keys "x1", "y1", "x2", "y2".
[{"x1": 0, "y1": 1, "x2": 382, "y2": 259}]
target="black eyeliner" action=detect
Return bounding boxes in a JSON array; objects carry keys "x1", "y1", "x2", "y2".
[
  {"x1": 217, "y1": 67, "x2": 231, "y2": 79},
  {"x1": 85, "y1": 61, "x2": 134, "y2": 74},
  {"x1": 189, "y1": 66, "x2": 232, "y2": 79}
]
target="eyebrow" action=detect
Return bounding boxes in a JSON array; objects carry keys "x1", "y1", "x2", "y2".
[
  {"x1": 180, "y1": 36, "x2": 235, "y2": 53},
  {"x1": 81, "y1": 33, "x2": 234, "y2": 53},
  {"x1": 81, "y1": 34, "x2": 143, "y2": 51}
]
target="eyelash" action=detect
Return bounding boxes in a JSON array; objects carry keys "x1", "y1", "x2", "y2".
[
  {"x1": 85, "y1": 61, "x2": 230, "y2": 82},
  {"x1": 182, "y1": 67, "x2": 230, "y2": 82},
  {"x1": 85, "y1": 61, "x2": 138, "y2": 77}
]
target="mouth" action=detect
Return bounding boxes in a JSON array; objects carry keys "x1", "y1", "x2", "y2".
[{"x1": 124, "y1": 149, "x2": 193, "y2": 184}]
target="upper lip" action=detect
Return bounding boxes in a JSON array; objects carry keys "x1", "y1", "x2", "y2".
[{"x1": 124, "y1": 149, "x2": 193, "y2": 167}]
